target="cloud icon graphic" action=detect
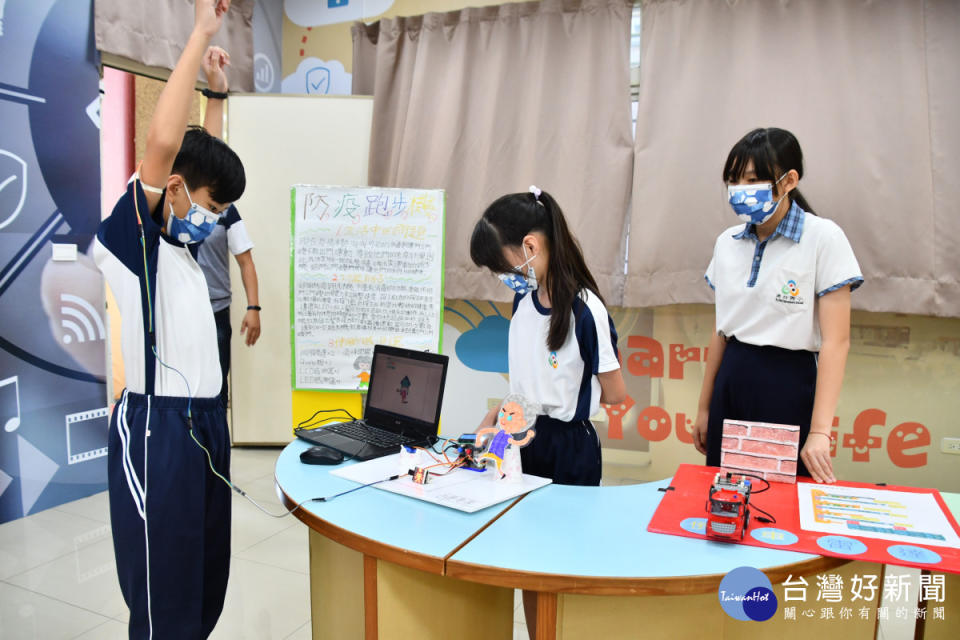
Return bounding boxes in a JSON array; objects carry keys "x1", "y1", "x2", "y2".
[
  {"x1": 285, "y1": 0, "x2": 396, "y2": 27},
  {"x1": 281, "y1": 58, "x2": 352, "y2": 96},
  {"x1": 455, "y1": 315, "x2": 509, "y2": 373}
]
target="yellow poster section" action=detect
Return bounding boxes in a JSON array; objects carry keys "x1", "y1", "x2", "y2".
[{"x1": 291, "y1": 389, "x2": 364, "y2": 432}]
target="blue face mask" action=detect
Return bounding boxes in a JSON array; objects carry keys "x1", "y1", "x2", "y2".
[
  {"x1": 727, "y1": 173, "x2": 788, "y2": 225},
  {"x1": 166, "y1": 183, "x2": 221, "y2": 244},
  {"x1": 498, "y1": 246, "x2": 538, "y2": 295}
]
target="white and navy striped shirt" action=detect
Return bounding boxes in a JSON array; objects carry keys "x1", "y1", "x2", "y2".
[
  {"x1": 93, "y1": 180, "x2": 221, "y2": 398},
  {"x1": 509, "y1": 288, "x2": 620, "y2": 422},
  {"x1": 705, "y1": 202, "x2": 863, "y2": 352}
]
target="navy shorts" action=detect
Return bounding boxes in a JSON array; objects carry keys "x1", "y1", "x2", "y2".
[
  {"x1": 520, "y1": 416, "x2": 602, "y2": 486},
  {"x1": 706, "y1": 337, "x2": 817, "y2": 477}
]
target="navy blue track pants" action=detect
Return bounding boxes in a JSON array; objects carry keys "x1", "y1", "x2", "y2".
[{"x1": 108, "y1": 390, "x2": 231, "y2": 639}]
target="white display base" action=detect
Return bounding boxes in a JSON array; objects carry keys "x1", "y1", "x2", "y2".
[{"x1": 331, "y1": 452, "x2": 551, "y2": 513}]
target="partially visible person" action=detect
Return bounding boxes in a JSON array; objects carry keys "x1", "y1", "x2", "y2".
[{"x1": 196, "y1": 45, "x2": 261, "y2": 409}]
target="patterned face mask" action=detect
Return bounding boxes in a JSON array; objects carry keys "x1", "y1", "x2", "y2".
[
  {"x1": 727, "y1": 173, "x2": 788, "y2": 225},
  {"x1": 166, "y1": 183, "x2": 222, "y2": 244},
  {"x1": 498, "y1": 246, "x2": 538, "y2": 295}
]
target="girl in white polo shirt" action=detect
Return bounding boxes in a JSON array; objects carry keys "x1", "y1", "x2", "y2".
[
  {"x1": 693, "y1": 128, "x2": 862, "y2": 484},
  {"x1": 470, "y1": 186, "x2": 626, "y2": 487}
]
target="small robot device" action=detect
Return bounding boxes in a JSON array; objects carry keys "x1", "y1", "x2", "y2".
[
  {"x1": 456, "y1": 433, "x2": 487, "y2": 470},
  {"x1": 705, "y1": 472, "x2": 752, "y2": 540}
]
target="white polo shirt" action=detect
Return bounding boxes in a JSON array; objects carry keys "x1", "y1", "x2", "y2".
[
  {"x1": 508, "y1": 288, "x2": 620, "y2": 422},
  {"x1": 705, "y1": 202, "x2": 862, "y2": 352}
]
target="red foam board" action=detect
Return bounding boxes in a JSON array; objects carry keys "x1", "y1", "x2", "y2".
[{"x1": 647, "y1": 464, "x2": 960, "y2": 574}]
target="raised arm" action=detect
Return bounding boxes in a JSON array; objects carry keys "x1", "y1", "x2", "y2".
[
  {"x1": 201, "y1": 46, "x2": 230, "y2": 139},
  {"x1": 139, "y1": 0, "x2": 230, "y2": 211}
]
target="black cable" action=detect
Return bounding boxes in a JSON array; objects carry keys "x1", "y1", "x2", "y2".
[
  {"x1": 305, "y1": 474, "x2": 402, "y2": 503},
  {"x1": 296, "y1": 408, "x2": 357, "y2": 429},
  {"x1": 298, "y1": 415, "x2": 356, "y2": 431},
  {"x1": 751, "y1": 503, "x2": 778, "y2": 525},
  {"x1": 726, "y1": 471, "x2": 771, "y2": 494}
]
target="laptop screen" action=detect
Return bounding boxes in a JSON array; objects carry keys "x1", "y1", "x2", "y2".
[{"x1": 365, "y1": 347, "x2": 447, "y2": 426}]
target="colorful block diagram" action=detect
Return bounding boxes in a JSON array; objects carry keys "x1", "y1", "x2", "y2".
[{"x1": 811, "y1": 489, "x2": 946, "y2": 541}]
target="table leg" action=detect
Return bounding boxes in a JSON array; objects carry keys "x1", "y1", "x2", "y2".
[{"x1": 536, "y1": 591, "x2": 558, "y2": 640}]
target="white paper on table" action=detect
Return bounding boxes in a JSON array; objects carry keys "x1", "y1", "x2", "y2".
[
  {"x1": 796, "y1": 483, "x2": 960, "y2": 549},
  {"x1": 331, "y1": 453, "x2": 551, "y2": 513}
]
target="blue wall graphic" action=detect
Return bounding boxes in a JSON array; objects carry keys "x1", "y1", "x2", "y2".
[{"x1": 0, "y1": 0, "x2": 107, "y2": 523}]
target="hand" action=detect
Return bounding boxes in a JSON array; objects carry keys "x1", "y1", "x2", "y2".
[
  {"x1": 202, "y1": 46, "x2": 230, "y2": 93},
  {"x1": 195, "y1": 0, "x2": 230, "y2": 39},
  {"x1": 692, "y1": 412, "x2": 709, "y2": 456},
  {"x1": 800, "y1": 432, "x2": 836, "y2": 483},
  {"x1": 240, "y1": 309, "x2": 260, "y2": 346}
]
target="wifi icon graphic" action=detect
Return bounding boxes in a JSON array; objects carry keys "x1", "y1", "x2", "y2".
[{"x1": 60, "y1": 293, "x2": 105, "y2": 344}]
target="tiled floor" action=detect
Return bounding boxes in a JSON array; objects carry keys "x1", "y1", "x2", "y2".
[
  {"x1": 0, "y1": 448, "x2": 652, "y2": 639},
  {"x1": 0, "y1": 448, "x2": 311, "y2": 640}
]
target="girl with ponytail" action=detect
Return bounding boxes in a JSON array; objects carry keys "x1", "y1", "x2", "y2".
[
  {"x1": 470, "y1": 186, "x2": 625, "y2": 486},
  {"x1": 471, "y1": 186, "x2": 625, "y2": 639},
  {"x1": 694, "y1": 128, "x2": 863, "y2": 484}
]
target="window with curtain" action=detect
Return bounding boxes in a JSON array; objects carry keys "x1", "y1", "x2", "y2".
[
  {"x1": 352, "y1": 0, "x2": 636, "y2": 305},
  {"x1": 625, "y1": 0, "x2": 960, "y2": 317}
]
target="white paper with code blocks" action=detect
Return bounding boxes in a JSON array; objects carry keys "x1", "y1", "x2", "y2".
[
  {"x1": 291, "y1": 185, "x2": 445, "y2": 390},
  {"x1": 330, "y1": 453, "x2": 552, "y2": 513},
  {"x1": 797, "y1": 483, "x2": 960, "y2": 548}
]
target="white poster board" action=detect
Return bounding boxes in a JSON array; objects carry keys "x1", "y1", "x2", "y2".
[
  {"x1": 797, "y1": 483, "x2": 960, "y2": 548},
  {"x1": 331, "y1": 453, "x2": 552, "y2": 513},
  {"x1": 226, "y1": 94, "x2": 373, "y2": 444},
  {"x1": 291, "y1": 185, "x2": 445, "y2": 390}
]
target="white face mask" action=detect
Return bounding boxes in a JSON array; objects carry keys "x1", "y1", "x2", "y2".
[{"x1": 498, "y1": 245, "x2": 538, "y2": 295}]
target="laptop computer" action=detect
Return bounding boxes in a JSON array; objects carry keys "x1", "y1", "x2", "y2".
[{"x1": 294, "y1": 344, "x2": 449, "y2": 461}]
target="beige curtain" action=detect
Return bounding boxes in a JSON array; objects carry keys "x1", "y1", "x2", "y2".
[
  {"x1": 352, "y1": 0, "x2": 635, "y2": 304},
  {"x1": 626, "y1": 0, "x2": 960, "y2": 317},
  {"x1": 95, "y1": 0, "x2": 254, "y2": 92}
]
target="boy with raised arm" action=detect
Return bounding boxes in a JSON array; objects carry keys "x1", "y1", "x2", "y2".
[{"x1": 93, "y1": 2, "x2": 245, "y2": 636}]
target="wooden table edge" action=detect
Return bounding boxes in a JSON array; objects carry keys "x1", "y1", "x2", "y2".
[
  {"x1": 444, "y1": 554, "x2": 850, "y2": 595},
  {"x1": 278, "y1": 482, "x2": 446, "y2": 575}
]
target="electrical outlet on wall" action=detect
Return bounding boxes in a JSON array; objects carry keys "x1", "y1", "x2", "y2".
[{"x1": 941, "y1": 437, "x2": 960, "y2": 455}]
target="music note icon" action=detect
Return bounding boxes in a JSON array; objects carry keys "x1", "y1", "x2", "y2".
[{"x1": 0, "y1": 376, "x2": 21, "y2": 432}]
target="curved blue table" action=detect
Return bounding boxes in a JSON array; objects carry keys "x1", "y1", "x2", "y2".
[{"x1": 276, "y1": 439, "x2": 956, "y2": 639}]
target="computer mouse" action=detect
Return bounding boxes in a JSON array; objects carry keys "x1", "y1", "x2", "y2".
[{"x1": 299, "y1": 446, "x2": 344, "y2": 465}]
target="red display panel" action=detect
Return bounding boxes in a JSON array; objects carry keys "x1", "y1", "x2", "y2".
[{"x1": 647, "y1": 465, "x2": 960, "y2": 574}]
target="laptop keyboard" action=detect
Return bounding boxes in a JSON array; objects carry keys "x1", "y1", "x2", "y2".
[{"x1": 325, "y1": 420, "x2": 417, "y2": 449}]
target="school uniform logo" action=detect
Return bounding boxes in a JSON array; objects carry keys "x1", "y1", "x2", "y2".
[
  {"x1": 775, "y1": 279, "x2": 805, "y2": 306},
  {"x1": 548, "y1": 351, "x2": 559, "y2": 369}
]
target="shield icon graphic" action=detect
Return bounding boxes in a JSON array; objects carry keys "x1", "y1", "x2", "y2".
[
  {"x1": 305, "y1": 66, "x2": 331, "y2": 95},
  {"x1": 0, "y1": 150, "x2": 28, "y2": 231}
]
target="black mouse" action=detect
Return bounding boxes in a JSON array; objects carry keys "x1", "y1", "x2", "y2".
[{"x1": 299, "y1": 446, "x2": 344, "y2": 465}]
